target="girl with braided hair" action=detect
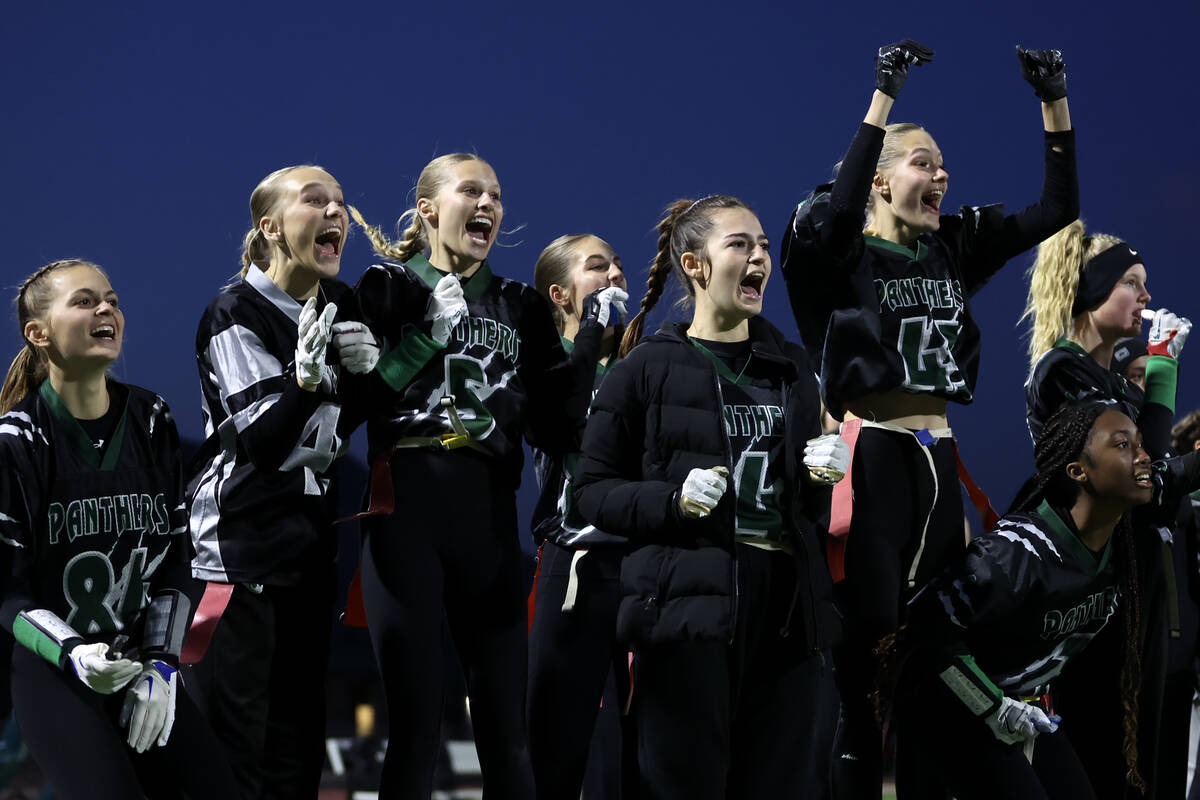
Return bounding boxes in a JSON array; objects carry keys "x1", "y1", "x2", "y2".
[
  {"x1": 0, "y1": 260, "x2": 237, "y2": 798},
  {"x1": 780, "y1": 39, "x2": 1079, "y2": 798},
  {"x1": 574, "y1": 196, "x2": 844, "y2": 799},
  {"x1": 344, "y1": 154, "x2": 602, "y2": 798},
  {"x1": 890, "y1": 401, "x2": 1151, "y2": 799}
]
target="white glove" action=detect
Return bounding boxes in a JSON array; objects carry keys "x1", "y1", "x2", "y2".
[
  {"x1": 582, "y1": 286, "x2": 630, "y2": 328},
  {"x1": 1148, "y1": 308, "x2": 1192, "y2": 360},
  {"x1": 983, "y1": 697, "x2": 1059, "y2": 746},
  {"x1": 295, "y1": 298, "x2": 337, "y2": 387},
  {"x1": 119, "y1": 660, "x2": 178, "y2": 752},
  {"x1": 804, "y1": 433, "x2": 851, "y2": 484},
  {"x1": 331, "y1": 321, "x2": 380, "y2": 374},
  {"x1": 679, "y1": 466, "x2": 729, "y2": 518},
  {"x1": 427, "y1": 274, "x2": 468, "y2": 345},
  {"x1": 67, "y1": 642, "x2": 141, "y2": 695}
]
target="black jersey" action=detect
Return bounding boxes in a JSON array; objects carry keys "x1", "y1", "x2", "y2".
[
  {"x1": 349, "y1": 254, "x2": 575, "y2": 480},
  {"x1": 1025, "y1": 339, "x2": 1145, "y2": 444},
  {"x1": 0, "y1": 380, "x2": 190, "y2": 643},
  {"x1": 907, "y1": 501, "x2": 1119, "y2": 702},
  {"x1": 188, "y1": 267, "x2": 350, "y2": 585},
  {"x1": 531, "y1": 331, "x2": 624, "y2": 549},
  {"x1": 781, "y1": 123, "x2": 1078, "y2": 420}
]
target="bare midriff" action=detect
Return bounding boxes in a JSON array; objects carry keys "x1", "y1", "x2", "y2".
[{"x1": 843, "y1": 390, "x2": 949, "y2": 431}]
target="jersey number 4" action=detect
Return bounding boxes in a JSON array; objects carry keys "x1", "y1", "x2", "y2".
[{"x1": 897, "y1": 316, "x2": 967, "y2": 395}]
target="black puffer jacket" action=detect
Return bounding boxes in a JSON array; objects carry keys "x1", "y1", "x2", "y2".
[{"x1": 574, "y1": 317, "x2": 840, "y2": 652}]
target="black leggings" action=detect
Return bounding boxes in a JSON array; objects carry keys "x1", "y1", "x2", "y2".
[
  {"x1": 833, "y1": 427, "x2": 965, "y2": 800},
  {"x1": 632, "y1": 545, "x2": 838, "y2": 800},
  {"x1": 12, "y1": 643, "x2": 238, "y2": 800},
  {"x1": 527, "y1": 541, "x2": 633, "y2": 800},
  {"x1": 894, "y1": 679, "x2": 1094, "y2": 800},
  {"x1": 361, "y1": 449, "x2": 534, "y2": 800}
]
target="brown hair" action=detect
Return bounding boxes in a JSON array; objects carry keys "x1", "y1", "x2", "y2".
[
  {"x1": 1171, "y1": 409, "x2": 1200, "y2": 455},
  {"x1": 619, "y1": 195, "x2": 754, "y2": 358},
  {"x1": 351, "y1": 153, "x2": 490, "y2": 262},
  {"x1": 534, "y1": 234, "x2": 596, "y2": 334},
  {"x1": 240, "y1": 165, "x2": 330, "y2": 277},
  {"x1": 1, "y1": 260, "x2": 108, "y2": 414},
  {"x1": 1021, "y1": 219, "x2": 1126, "y2": 369}
]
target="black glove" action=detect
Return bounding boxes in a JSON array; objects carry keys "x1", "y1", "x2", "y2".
[
  {"x1": 1016, "y1": 45, "x2": 1067, "y2": 101},
  {"x1": 875, "y1": 40, "x2": 934, "y2": 99}
]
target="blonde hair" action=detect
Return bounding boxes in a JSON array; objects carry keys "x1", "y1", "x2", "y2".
[
  {"x1": 240, "y1": 165, "x2": 329, "y2": 277},
  {"x1": 1, "y1": 260, "x2": 108, "y2": 414},
  {"x1": 534, "y1": 234, "x2": 596, "y2": 333},
  {"x1": 1021, "y1": 219, "x2": 1126, "y2": 368},
  {"x1": 351, "y1": 153, "x2": 490, "y2": 263},
  {"x1": 864, "y1": 122, "x2": 927, "y2": 232},
  {"x1": 620, "y1": 195, "x2": 755, "y2": 358}
]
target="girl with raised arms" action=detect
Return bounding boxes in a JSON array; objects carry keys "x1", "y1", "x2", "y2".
[
  {"x1": 347, "y1": 153, "x2": 598, "y2": 799},
  {"x1": 185, "y1": 164, "x2": 351, "y2": 798},
  {"x1": 574, "y1": 196, "x2": 845, "y2": 800},
  {"x1": 0, "y1": 260, "x2": 237, "y2": 798},
  {"x1": 527, "y1": 233, "x2": 631, "y2": 800},
  {"x1": 780, "y1": 40, "x2": 1078, "y2": 798}
]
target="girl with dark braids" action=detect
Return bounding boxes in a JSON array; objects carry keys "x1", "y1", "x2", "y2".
[
  {"x1": 780, "y1": 39, "x2": 1078, "y2": 799},
  {"x1": 574, "y1": 196, "x2": 844, "y2": 799},
  {"x1": 886, "y1": 401, "x2": 1150, "y2": 799}
]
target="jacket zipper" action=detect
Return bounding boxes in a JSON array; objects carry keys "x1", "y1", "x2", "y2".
[{"x1": 709, "y1": 364, "x2": 739, "y2": 646}]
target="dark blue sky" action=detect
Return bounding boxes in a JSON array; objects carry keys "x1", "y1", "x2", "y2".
[{"x1": 7, "y1": 1, "x2": 1198, "y2": 534}]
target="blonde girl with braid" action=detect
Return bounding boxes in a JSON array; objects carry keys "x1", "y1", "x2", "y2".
[
  {"x1": 344, "y1": 153, "x2": 596, "y2": 799},
  {"x1": 574, "y1": 196, "x2": 845, "y2": 799}
]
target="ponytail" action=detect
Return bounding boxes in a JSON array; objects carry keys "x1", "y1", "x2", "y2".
[
  {"x1": 350, "y1": 206, "x2": 426, "y2": 263},
  {"x1": 1022, "y1": 220, "x2": 1085, "y2": 368},
  {"x1": 0, "y1": 346, "x2": 46, "y2": 415}
]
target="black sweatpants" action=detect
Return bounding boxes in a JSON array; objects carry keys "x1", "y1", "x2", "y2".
[
  {"x1": 833, "y1": 427, "x2": 965, "y2": 800},
  {"x1": 13, "y1": 643, "x2": 238, "y2": 799},
  {"x1": 632, "y1": 544, "x2": 838, "y2": 800},
  {"x1": 527, "y1": 541, "x2": 632, "y2": 800},
  {"x1": 360, "y1": 448, "x2": 534, "y2": 800},
  {"x1": 894, "y1": 678, "x2": 1094, "y2": 800},
  {"x1": 185, "y1": 571, "x2": 335, "y2": 800}
]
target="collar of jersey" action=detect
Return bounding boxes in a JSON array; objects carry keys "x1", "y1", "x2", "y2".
[
  {"x1": 245, "y1": 265, "x2": 307, "y2": 324},
  {"x1": 689, "y1": 338, "x2": 752, "y2": 385},
  {"x1": 1037, "y1": 498, "x2": 1112, "y2": 575},
  {"x1": 39, "y1": 379, "x2": 129, "y2": 471},
  {"x1": 864, "y1": 234, "x2": 929, "y2": 262},
  {"x1": 1053, "y1": 337, "x2": 1092, "y2": 359},
  {"x1": 406, "y1": 253, "x2": 492, "y2": 303}
]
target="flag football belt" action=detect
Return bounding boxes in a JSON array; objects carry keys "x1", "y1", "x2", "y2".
[{"x1": 826, "y1": 419, "x2": 1000, "y2": 585}]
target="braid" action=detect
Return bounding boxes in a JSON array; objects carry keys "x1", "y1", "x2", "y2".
[
  {"x1": 1013, "y1": 401, "x2": 1111, "y2": 512},
  {"x1": 620, "y1": 199, "x2": 692, "y2": 358},
  {"x1": 1114, "y1": 514, "x2": 1146, "y2": 791},
  {"x1": 350, "y1": 205, "x2": 426, "y2": 262}
]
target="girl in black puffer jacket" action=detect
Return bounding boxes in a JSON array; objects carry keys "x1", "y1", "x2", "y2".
[{"x1": 575, "y1": 195, "x2": 843, "y2": 799}]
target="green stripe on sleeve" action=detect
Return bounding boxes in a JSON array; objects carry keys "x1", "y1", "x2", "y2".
[
  {"x1": 1144, "y1": 355, "x2": 1179, "y2": 413},
  {"x1": 938, "y1": 654, "x2": 1003, "y2": 716},
  {"x1": 14, "y1": 610, "x2": 81, "y2": 669},
  {"x1": 376, "y1": 332, "x2": 443, "y2": 392}
]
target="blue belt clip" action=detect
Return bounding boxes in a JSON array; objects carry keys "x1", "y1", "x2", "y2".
[{"x1": 915, "y1": 428, "x2": 936, "y2": 447}]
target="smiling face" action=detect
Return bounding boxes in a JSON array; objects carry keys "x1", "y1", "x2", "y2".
[
  {"x1": 1087, "y1": 264, "x2": 1150, "y2": 342},
  {"x1": 420, "y1": 159, "x2": 502, "y2": 272},
  {"x1": 26, "y1": 265, "x2": 123, "y2": 372},
  {"x1": 262, "y1": 167, "x2": 347, "y2": 281},
  {"x1": 684, "y1": 207, "x2": 770, "y2": 326},
  {"x1": 872, "y1": 128, "x2": 949, "y2": 240},
  {"x1": 1073, "y1": 409, "x2": 1154, "y2": 508},
  {"x1": 556, "y1": 236, "x2": 626, "y2": 321}
]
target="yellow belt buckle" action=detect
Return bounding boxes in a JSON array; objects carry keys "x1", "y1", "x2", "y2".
[{"x1": 438, "y1": 431, "x2": 469, "y2": 450}]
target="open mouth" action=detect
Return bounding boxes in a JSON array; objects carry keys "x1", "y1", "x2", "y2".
[
  {"x1": 465, "y1": 216, "x2": 493, "y2": 246},
  {"x1": 739, "y1": 272, "x2": 766, "y2": 301},
  {"x1": 921, "y1": 188, "x2": 944, "y2": 216},
  {"x1": 1134, "y1": 469, "x2": 1152, "y2": 488},
  {"x1": 90, "y1": 324, "x2": 116, "y2": 340},
  {"x1": 315, "y1": 226, "x2": 343, "y2": 258}
]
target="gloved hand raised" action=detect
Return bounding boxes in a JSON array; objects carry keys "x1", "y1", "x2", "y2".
[
  {"x1": 331, "y1": 321, "x2": 381, "y2": 374},
  {"x1": 679, "y1": 466, "x2": 729, "y2": 519},
  {"x1": 1148, "y1": 308, "x2": 1192, "y2": 360},
  {"x1": 984, "y1": 697, "x2": 1059, "y2": 746},
  {"x1": 581, "y1": 286, "x2": 629, "y2": 329},
  {"x1": 119, "y1": 660, "x2": 178, "y2": 753},
  {"x1": 1016, "y1": 45, "x2": 1067, "y2": 102},
  {"x1": 875, "y1": 40, "x2": 934, "y2": 98},
  {"x1": 295, "y1": 297, "x2": 337, "y2": 388},
  {"x1": 427, "y1": 274, "x2": 468, "y2": 346}
]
